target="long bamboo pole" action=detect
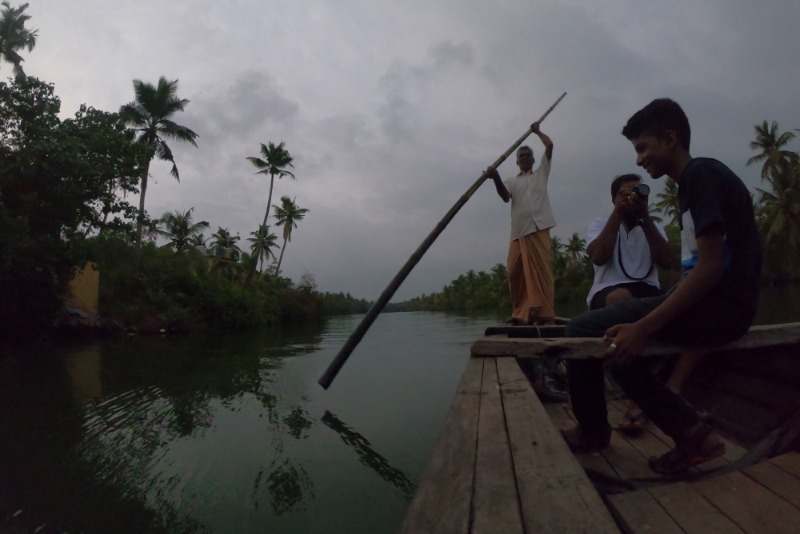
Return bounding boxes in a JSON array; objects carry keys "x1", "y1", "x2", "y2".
[{"x1": 318, "y1": 92, "x2": 567, "y2": 390}]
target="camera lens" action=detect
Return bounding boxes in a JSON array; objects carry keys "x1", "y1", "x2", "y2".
[{"x1": 634, "y1": 184, "x2": 650, "y2": 198}]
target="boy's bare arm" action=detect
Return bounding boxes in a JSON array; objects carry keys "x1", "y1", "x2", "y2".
[{"x1": 604, "y1": 227, "x2": 726, "y2": 365}]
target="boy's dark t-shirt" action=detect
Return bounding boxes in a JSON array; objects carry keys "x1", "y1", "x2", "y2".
[{"x1": 678, "y1": 157, "x2": 762, "y2": 312}]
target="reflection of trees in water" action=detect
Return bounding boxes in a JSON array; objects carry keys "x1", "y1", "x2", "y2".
[
  {"x1": 322, "y1": 411, "x2": 416, "y2": 500},
  {"x1": 252, "y1": 458, "x2": 315, "y2": 515},
  {"x1": 67, "y1": 326, "x2": 326, "y2": 530}
]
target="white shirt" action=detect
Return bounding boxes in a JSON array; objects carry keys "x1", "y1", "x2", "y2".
[
  {"x1": 504, "y1": 154, "x2": 555, "y2": 240},
  {"x1": 585, "y1": 216, "x2": 667, "y2": 306}
]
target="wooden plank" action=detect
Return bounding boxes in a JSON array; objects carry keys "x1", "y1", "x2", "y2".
[
  {"x1": 691, "y1": 470, "x2": 800, "y2": 534},
  {"x1": 471, "y1": 322, "x2": 800, "y2": 360},
  {"x1": 769, "y1": 451, "x2": 800, "y2": 479},
  {"x1": 495, "y1": 357, "x2": 619, "y2": 533},
  {"x1": 400, "y1": 357, "x2": 483, "y2": 534},
  {"x1": 647, "y1": 482, "x2": 746, "y2": 533},
  {"x1": 606, "y1": 490, "x2": 684, "y2": 534},
  {"x1": 544, "y1": 402, "x2": 619, "y2": 479},
  {"x1": 743, "y1": 458, "x2": 800, "y2": 509},
  {"x1": 472, "y1": 358, "x2": 523, "y2": 534}
]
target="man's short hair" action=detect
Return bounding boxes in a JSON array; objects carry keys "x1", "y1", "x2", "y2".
[
  {"x1": 621, "y1": 98, "x2": 691, "y2": 150},
  {"x1": 610, "y1": 173, "x2": 641, "y2": 199},
  {"x1": 517, "y1": 145, "x2": 533, "y2": 156}
]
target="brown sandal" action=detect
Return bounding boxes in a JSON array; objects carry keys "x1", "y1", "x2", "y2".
[{"x1": 648, "y1": 423, "x2": 725, "y2": 475}]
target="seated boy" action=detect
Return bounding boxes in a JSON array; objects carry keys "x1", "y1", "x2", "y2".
[{"x1": 561, "y1": 98, "x2": 762, "y2": 475}]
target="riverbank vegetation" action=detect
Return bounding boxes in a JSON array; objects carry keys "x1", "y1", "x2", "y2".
[{"x1": 1, "y1": 3, "x2": 797, "y2": 341}]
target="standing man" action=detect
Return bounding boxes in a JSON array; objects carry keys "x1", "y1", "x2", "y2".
[
  {"x1": 486, "y1": 122, "x2": 556, "y2": 326},
  {"x1": 560, "y1": 98, "x2": 762, "y2": 475}
]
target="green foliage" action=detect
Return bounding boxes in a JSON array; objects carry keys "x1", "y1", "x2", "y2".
[
  {"x1": 748, "y1": 121, "x2": 800, "y2": 283},
  {"x1": 319, "y1": 292, "x2": 373, "y2": 315},
  {"x1": 0, "y1": 1, "x2": 38, "y2": 81},
  {"x1": 0, "y1": 77, "x2": 146, "y2": 339}
]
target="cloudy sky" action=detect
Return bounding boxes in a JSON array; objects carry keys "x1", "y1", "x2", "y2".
[{"x1": 18, "y1": 0, "x2": 800, "y2": 301}]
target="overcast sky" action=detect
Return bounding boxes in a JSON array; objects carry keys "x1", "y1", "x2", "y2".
[{"x1": 18, "y1": 0, "x2": 800, "y2": 301}]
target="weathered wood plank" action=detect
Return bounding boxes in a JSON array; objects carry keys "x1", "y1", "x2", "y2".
[
  {"x1": 544, "y1": 401, "x2": 619, "y2": 479},
  {"x1": 471, "y1": 322, "x2": 800, "y2": 359},
  {"x1": 743, "y1": 458, "x2": 800, "y2": 509},
  {"x1": 495, "y1": 357, "x2": 618, "y2": 533},
  {"x1": 605, "y1": 489, "x2": 684, "y2": 534},
  {"x1": 646, "y1": 482, "x2": 746, "y2": 533},
  {"x1": 472, "y1": 358, "x2": 523, "y2": 534},
  {"x1": 769, "y1": 451, "x2": 800, "y2": 479},
  {"x1": 400, "y1": 357, "x2": 484, "y2": 534},
  {"x1": 691, "y1": 470, "x2": 800, "y2": 534}
]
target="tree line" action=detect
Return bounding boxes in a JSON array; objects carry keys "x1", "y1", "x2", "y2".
[{"x1": 0, "y1": 2, "x2": 320, "y2": 339}]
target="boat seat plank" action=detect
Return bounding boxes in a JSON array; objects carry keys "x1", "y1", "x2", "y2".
[
  {"x1": 400, "y1": 357, "x2": 484, "y2": 534},
  {"x1": 691, "y1": 470, "x2": 800, "y2": 534},
  {"x1": 495, "y1": 357, "x2": 618, "y2": 533},
  {"x1": 471, "y1": 322, "x2": 800, "y2": 360},
  {"x1": 472, "y1": 358, "x2": 524, "y2": 534}
]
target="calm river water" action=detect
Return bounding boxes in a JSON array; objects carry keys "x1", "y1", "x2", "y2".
[
  {"x1": 1, "y1": 312, "x2": 502, "y2": 533},
  {"x1": 2, "y1": 287, "x2": 798, "y2": 533}
]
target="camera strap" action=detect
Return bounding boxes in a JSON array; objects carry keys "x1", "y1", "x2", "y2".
[{"x1": 617, "y1": 231, "x2": 654, "y2": 281}]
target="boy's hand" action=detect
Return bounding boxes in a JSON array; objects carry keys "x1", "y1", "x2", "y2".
[
  {"x1": 603, "y1": 323, "x2": 650, "y2": 367},
  {"x1": 530, "y1": 121, "x2": 541, "y2": 133},
  {"x1": 485, "y1": 166, "x2": 500, "y2": 180}
]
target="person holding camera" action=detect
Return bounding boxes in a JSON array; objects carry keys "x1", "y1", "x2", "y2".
[
  {"x1": 585, "y1": 173, "x2": 674, "y2": 432},
  {"x1": 585, "y1": 174, "x2": 673, "y2": 311}
]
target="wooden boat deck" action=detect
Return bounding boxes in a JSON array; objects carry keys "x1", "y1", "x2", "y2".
[{"x1": 401, "y1": 323, "x2": 800, "y2": 533}]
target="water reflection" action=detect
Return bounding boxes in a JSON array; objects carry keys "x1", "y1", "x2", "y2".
[{"x1": 322, "y1": 411, "x2": 416, "y2": 500}]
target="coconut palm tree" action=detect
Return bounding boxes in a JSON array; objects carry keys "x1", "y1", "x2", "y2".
[
  {"x1": 653, "y1": 179, "x2": 681, "y2": 227},
  {"x1": 747, "y1": 120, "x2": 798, "y2": 182},
  {"x1": 157, "y1": 208, "x2": 209, "y2": 253},
  {"x1": 0, "y1": 1, "x2": 37, "y2": 81},
  {"x1": 120, "y1": 77, "x2": 199, "y2": 248},
  {"x1": 247, "y1": 224, "x2": 279, "y2": 274},
  {"x1": 211, "y1": 227, "x2": 240, "y2": 251},
  {"x1": 565, "y1": 232, "x2": 586, "y2": 267},
  {"x1": 245, "y1": 142, "x2": 294, "y2": 279},
  {"x1": 272, "y1": 196, "x2": 309, "y2": 276}
]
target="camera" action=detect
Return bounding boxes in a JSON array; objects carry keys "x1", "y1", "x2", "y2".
[{"x1": 631, "y1": 184, "x2": 650, "y2": 199}]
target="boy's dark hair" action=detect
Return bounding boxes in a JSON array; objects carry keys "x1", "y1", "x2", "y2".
[
  {"x1": 611, "y1": 173, "x2": 641, "y2": 199},
  {"x1": 621, "y1": 98, "x2": 691, "y2": 150}
]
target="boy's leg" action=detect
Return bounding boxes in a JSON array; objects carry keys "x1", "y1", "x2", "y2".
[{"x1": 564, "y1": 296, "x2": 665, "y2": 437}]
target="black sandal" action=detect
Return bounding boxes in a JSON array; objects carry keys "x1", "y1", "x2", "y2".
[{"x1": 648, "y1": 422, "x2": 725, "y2": 475}]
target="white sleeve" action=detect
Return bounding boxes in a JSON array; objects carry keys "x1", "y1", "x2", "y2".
[{"x1": 586, "y1": 217, "x2": 607, "y2": 245}]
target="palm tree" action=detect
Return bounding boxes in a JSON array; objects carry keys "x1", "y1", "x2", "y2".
[
  {"x1": 188, "y1": 233, "x2": 207, "y2": 248},
  {"x1": 211, "y1": 227, "x2": 240, "y2": 251},
  {"x1": 747, "y1": 120, "x2": 798, "y2": 182},
  {"x1": 653, "y1": 179, "x2": 681, "y2": 227},
  {"x1": 247, "y1": 224, "x2": 279, "y2": 274},
  {"x1": 157, "y1": 208, "x2": 209, "y2": 253},
  {"x1": 0, "y1": 1, "x2": 37, "y2": 81},
  {"x1": 246, "y1": 142, "x2": 294, "y2": 279},
  {"x1": 565, "y1": 232, "x2": 586, "y2": 267},
  {"x1": 120, "y1": 77, "x2": 199, "y2": 248},
  {"x1": 272, "y1": 196, "x2": 308, "y2": 276}
]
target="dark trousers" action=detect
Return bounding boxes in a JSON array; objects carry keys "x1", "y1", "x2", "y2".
[{"x1": 565, "y1": 294, "x2": 755, "y2": 440}]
